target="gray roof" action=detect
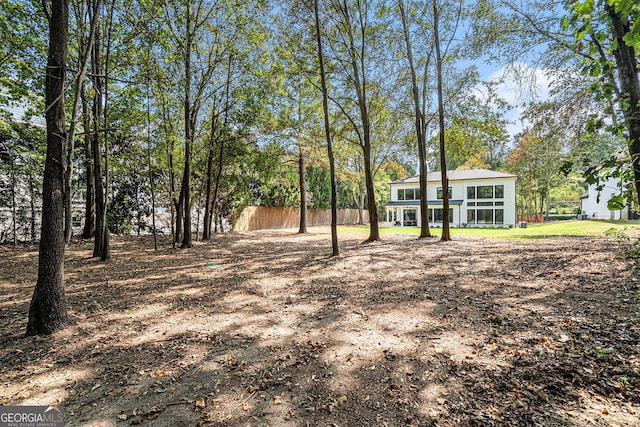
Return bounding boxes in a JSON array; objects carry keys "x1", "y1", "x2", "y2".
[{"x1": 390, "y1": 169, "x2": 516, "y2": 184}]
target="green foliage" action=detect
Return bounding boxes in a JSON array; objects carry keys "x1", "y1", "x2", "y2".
[
  {"x1": 0, "y1": 122, "x2": 45, "y2": 242},
  {"x1": 604, "y1": 227, "x2": 640, "y2": 258},
  {"x1": 307, "y1": 166, "x2": 331, "y2": 209}
]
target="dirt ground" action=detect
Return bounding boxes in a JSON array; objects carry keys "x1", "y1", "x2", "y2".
[{"x1": 1, "y1": 228, "x2": 639, "y2": 426}]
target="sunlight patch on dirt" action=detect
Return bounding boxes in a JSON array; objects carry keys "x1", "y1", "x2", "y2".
[{"x1": 4, "y1": 367, "x2": 90, "y2": 406}]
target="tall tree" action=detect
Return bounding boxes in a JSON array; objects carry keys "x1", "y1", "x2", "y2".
[
  {"x1": 314, "y1": 0, "x2": 339, "y2": 256},
  {"x1": 64, "y1": 0, "x2": 101, "y2": 243},
  {"x1": 27, "y1": 0, "x2": 69, "y2": 336},
  {"x1": 90, "y1": 0, "x2": 109, "y2": 260},
  {"x1": 433, "y1": 0, "x2": 450, "y2": 241},
  {"x1": 397, "y1": 0, "x2": 431, "y2": 238},
  {"x1": 328, "y1": 0, "x2": 382, "y2": 242}
]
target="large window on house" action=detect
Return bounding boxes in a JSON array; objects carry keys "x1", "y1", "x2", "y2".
[
  {"x1": 397, "y1": 188, "x2": 420, "y2": 201},
  {"x1": 429, "y1": 208, "x2": 453, "y2": 223},
  {"x1": 466, "y1": 208, "x2": 504, "y2": 225},
  {"x1": 467, "y1": 184, "x2": 505, "y2": 200},
  {"x1": 437, "y1": 187, "x2": 452, "y2": 199}
]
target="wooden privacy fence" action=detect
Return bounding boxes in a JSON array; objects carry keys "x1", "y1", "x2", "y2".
[
  {"x1": 517, "y1": 214, "x2": 545, "y2": 223},
  {"x1": 234, "y1": 206, "x2": 368, "y2": 232}
]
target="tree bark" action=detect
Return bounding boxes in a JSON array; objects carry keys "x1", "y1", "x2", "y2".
[
  {"x1": 606, "y1": 3, "x2": 640, "y2": 204},
  {"x1": 81, "y1": 86, "x2": 95, "y2": 239},
  {"x1": 180, "y1": 4, "x2": 193, "y2": 249},
  {"x1": 27, "y1": 0, "x2": 69, "y2": 336},
  {"x1": 434, "y1": 0, "x2": 450, "y2": 241},
  {"x1": 64, "y1": 0, "x2": 100, "y2": 243},
  {"x1": 298, "y1": 143, "x2": 307, "y2": 233},
  {"x1": 314, "y1": 0, "x2": 338, "y2": 256},
  {"x1": 10, "y1": 164, "x2": 17, "y2": 246},
  {"x1": 91, "y1": 1, "x2": 107, "y2": 259},
  {"x1": 398, "y1": 0, "x2": 431, "y2": 238},
  {"x1": 202, "y1": 109, "x2": 217, "y2": 240},
  {"x1": 339, "y1": 0, "x2": 379, "y2": 242}
]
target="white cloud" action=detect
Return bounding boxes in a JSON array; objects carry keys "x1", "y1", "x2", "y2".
[{"x1": 480, "y1": 63, "x2": 555, "y2": 138}]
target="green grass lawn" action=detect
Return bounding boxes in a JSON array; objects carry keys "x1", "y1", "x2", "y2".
[{"x1": 338, "y1": 220, "x2": 640, "y2": 240}]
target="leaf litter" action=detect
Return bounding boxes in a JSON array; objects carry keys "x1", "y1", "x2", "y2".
[{"x1": 0, "y1": 230, "x2": 638, "y2": 426}]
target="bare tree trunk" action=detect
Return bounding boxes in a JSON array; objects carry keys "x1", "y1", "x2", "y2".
[
  {"x1": 339, "y1": 0, "x2": 379, "y2": 242},
  {"x1": 28, "y1": 169, "x2": 36, "y2": 244},
  {"x1": 607, "y1": 3, "x2": 640, "y2": 204},
  {"x1": 145, "y1": 50, "x2": 157, "y2": 250},
  {"x1": 64, "y1": 0, "x2": 100, "y2": 243},
  {"x1": 398, "y1": 0, "x2": 431, "y2": 238},
  {"x1": 10, "y1": 165, "x2": 17, "y2": 246},
  {"x1": 180, "y1": 4, "x2": 193, "y2": 249},
  {"x1": 314, "y1": 0, "x2": 338, "y2": 256},
  {"x1": 433, "y1": 0, "x2": 450, "y2": 241},
  {"x1": 27, "y1": 0, "x2": 69, "y2": 336},
  {"x1": 91, "y1": 1, "x2": 106, "y2": 258},
  {"x1": 298, "y1": 143, "x2": 307, "y2": 234},
  {"x1": 202, "y1": 108, "x2": 217, "y2": 240},
  {"x1": 81, "y1": 86, "x2": 95, "y2": 239},
  {"x1": 358, "y1": 184, "x2": 365, "y2": 225}
]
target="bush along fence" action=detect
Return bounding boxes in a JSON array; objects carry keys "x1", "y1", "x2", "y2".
[{"x1": 233, "y1": 207, "x2": 368, "y2": 232}]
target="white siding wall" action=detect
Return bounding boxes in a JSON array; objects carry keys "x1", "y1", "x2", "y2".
[
  {"x1": 388, "y1": 177, "x2": 517, "y2": 227},
  {"x1": 581, "y1": 178, "x2": 627, "y2": 220}
]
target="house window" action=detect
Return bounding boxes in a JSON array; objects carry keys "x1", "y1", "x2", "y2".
[
  {"x1": 477, "y1": 209, "x2": 494, "y2": 224},
  {"x1": 467, "y1": 208, "x2": 504, "y2": 225},
  {"x1": 397, "y1": 188, "x2": 420, "y2": 201},
  {"x1": 467, "y1": 185, "x2": 505, "y2": 200},
  {"x1": 437, "y1": 187, "x2": 452, "y2": 199},
  {"x1": 433, "y1": 208, "x2": 453, "y2": 223},
  {"x1": 467, "y1": 210, "x2": 475, "y2": 224},
  {"x1": 72, "y1": 216, "x2": 82, "y2": 227},
  {"x1": 478, "y1": 186, "x2": 494, "y2": 199}
]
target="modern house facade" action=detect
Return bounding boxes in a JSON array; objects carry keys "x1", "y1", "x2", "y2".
[
  {"x1": 385, "y1": 169, "x2": 517, "y2": 228},
  {"x1": 580, "y1": 177, "x2": 634, "y2": 220}
]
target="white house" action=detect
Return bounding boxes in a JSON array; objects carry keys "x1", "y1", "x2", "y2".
[
  {"x1": 580, "y1": 177, "x2": 633, "y2": 220},
  {"x1": 385, "y1": 169, "x2": 518, "y2": 228}
]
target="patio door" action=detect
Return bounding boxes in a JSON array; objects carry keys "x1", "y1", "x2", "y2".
[{"x1": 403, "y1": 209, "x2": 417, "y2": 226}]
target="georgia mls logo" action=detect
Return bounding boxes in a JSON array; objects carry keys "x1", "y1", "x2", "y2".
[{"x1": 0, "y1": 405, "x2": 65, "y2": 427}]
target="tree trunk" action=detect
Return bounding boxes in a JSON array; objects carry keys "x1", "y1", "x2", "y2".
[
  {"x1": 434, "y1": 0, "x2": 450, "y2": 241},
  {"x1": 398, "y1": 0, "x2": 431, "y2": 238},
  {"x1": 146, "y1": 79, "x2": 157, "y2": 250},
  {"x1": 28, "y1": 169, "x2": 36, "y2": 244},
  {"x1": 91, "y1": 1, "x2": 107, "y2": 259},
  {"x1": 202, "y1": 109, "x2": 217, "y2": 240},
  {"x1": 175, "y1": 189, "x2": 184, "y2": 244},
  {"x1": 180, "y1": 5, "x2": 193, "y2": 249},
  {"x1": 607, "y1": 4, "x2": 640, "y2": 204},
  {"x1": 339, "y1": 0, "x2": 379, "y2": 242},
  {"x1": 64, "y1": 0, "x2": 100, "y2": 244},
  {"x1": 81, "y1": 86, "x2": 95, "y2": 239},
  {"x1": 314, "y1": 0, "x2": 339, "y2": 256},
  {"x1": 27, "y1": 0, "x2": 69, "y2": 336},
  {"x1": 362, "y1": 141, "x2": 379, "y2": 240},
  {"x1": 298, "y1": 144, "x2": 307, "y2": 234},
  {"x1": 10, "y1": 165, "x2": 17, "y2": 246},
  {"x1": 358, "y1": 184, "x2": 365, "y2": 224}
]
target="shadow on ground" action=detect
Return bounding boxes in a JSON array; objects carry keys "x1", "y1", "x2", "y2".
[{"x1": 0, "y1": 231, "x2": 639, "y2": 426}]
